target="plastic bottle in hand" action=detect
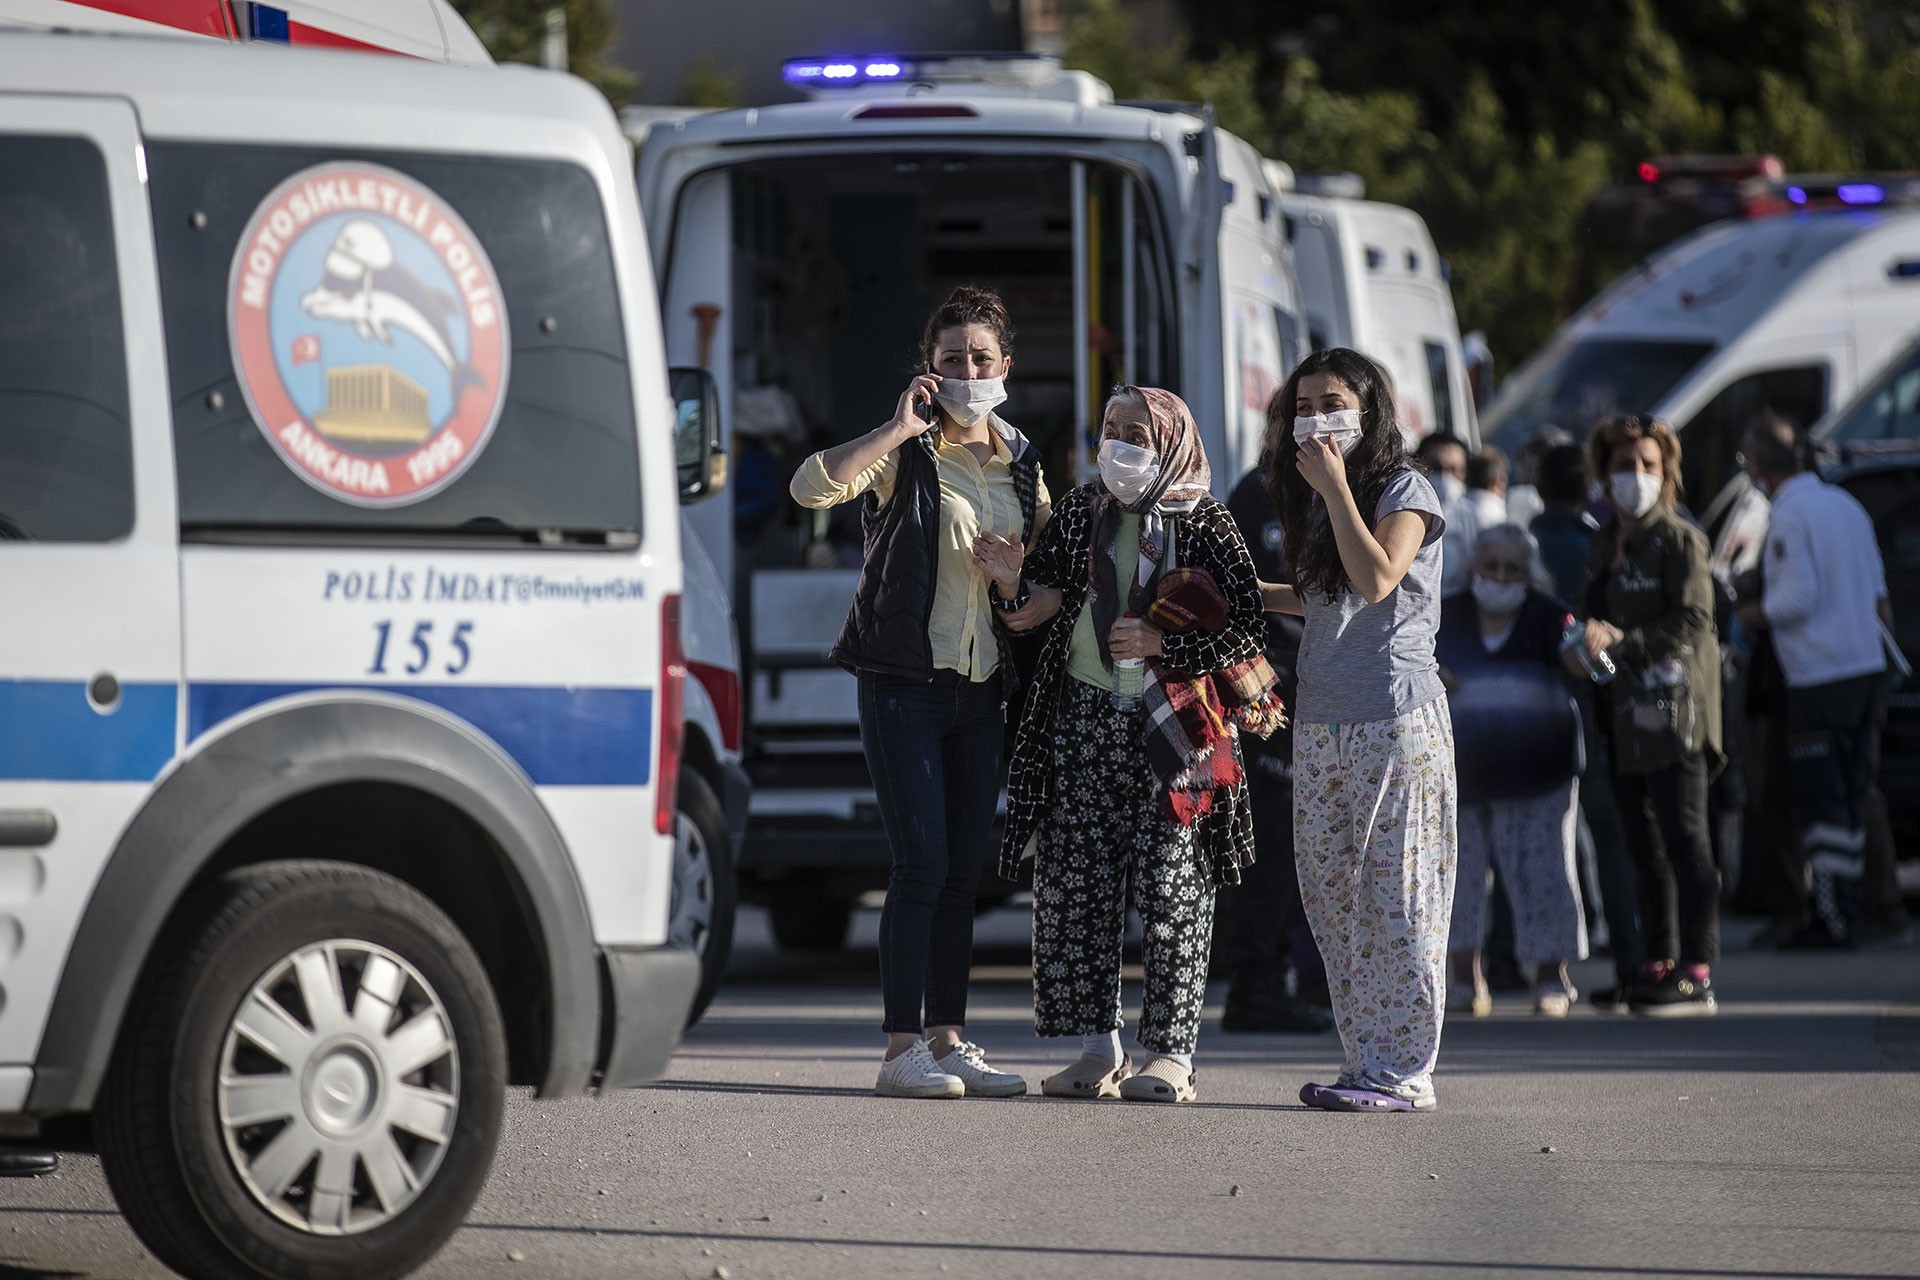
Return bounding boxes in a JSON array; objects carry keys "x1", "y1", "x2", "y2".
[
  {"x1": 1112, "y1": 611, "x2": 1147, "y2": 711},
  {"x1": 1560, "y1": 615, "x2": 1616, "y2": 685}
]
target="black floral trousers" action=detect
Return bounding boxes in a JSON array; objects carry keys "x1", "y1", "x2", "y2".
[{"x1": 1032, "y1": 679, "x2": 1216, "y2": 1055}]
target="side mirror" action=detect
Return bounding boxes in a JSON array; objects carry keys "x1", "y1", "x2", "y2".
[{"x1": 670, "y1": 366, "x2": 727, "y2": 504}]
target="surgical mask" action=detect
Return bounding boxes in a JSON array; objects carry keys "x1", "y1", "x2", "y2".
[
  {"x1": 1293, "y1": 408, "x2": 1364, "y2": 456},
  {"x1": 1471, "y1": 574, "x2": 1528, "y2": 615},
  {"x1": 1097, "y1": 437, "x2": 1162, "y2": 507},
  {"x1": 932, "y1": 375, "x2": 1007, "y2": 427},
  {"x1": 1431, "y1": 472, "x2": 1465, "y2": 508},
  {"x1": 1609, "y1": 470, "x2": 1663, "y2": 518}
]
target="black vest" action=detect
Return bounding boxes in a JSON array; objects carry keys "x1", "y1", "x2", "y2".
[{"x1": 830, "y1": 426, "x2": 1040, "y2": 682}]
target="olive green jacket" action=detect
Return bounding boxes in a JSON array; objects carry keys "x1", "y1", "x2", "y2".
[{"x1": 1578, "y1": 506, "x2": 1724, "y2": 769}]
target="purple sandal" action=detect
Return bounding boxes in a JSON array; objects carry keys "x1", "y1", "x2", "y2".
[
  {"x1": 1298, "y1": 1082, "x2": 1343, "y2": 1109},
  {"x1": 1317, "y1": 1085, "x2": 1435, "y2": 1113}
]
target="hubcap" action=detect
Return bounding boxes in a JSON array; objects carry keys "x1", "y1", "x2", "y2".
[
  {"x1": 217, "y1": 941, "x2": 459, "y2": 1236},
  {"x1": 668, "y1": 810, "x2": 714, "y2": 957}
]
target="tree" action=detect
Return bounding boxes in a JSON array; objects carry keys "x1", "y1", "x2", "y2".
[{"x1": 448, "y1": 0, "x2": 638, "y2": 103}]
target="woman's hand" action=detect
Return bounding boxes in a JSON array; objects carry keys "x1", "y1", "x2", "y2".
[
  {"x1": 1438, "y1": 664, "x2": 1461, "y2": 696},
  {"x1": 1109, "y1": 615, "x2": 1164, "y2": 661},
  {"x1": 1582, "y1": 618, "x2": 1625, "y2": 659},
  {"x1": 1295, "y1": 434, "x2": 1350, "y2": 502},
  {"x1": 891, "y1": 375, "x2": 942, "y2": 437},
  {"x1": 1004, "y1": 584, "x2": 1062, "y2": 632},
  {"x1": 973, "y1": 532, "x2": 1024, "y2": 595},
  {"x1": 1258, "y1": 580, "x2": 1304, "y2": 615}
]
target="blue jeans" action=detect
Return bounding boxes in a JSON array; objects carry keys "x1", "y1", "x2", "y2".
[{"x1": 858, "y1": 669, "x2": 1005, "y2": 1035}]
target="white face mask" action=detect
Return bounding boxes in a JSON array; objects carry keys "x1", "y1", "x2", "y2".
[
  {"x1": 1431, "y1": 472, "x2": 1465, "y2": 508},
  {"x1": 932, "y1": 375, "x2": 1008, "y2": 427},
  {"x1": 1471, "y1": 574, "x2": 1528, "y2": 615},
  {"x1": 1097, "y1": 437, "x2": 1162, "y2": 506},
  {"x1": 1609, "y1": 470, "x2": 1663, "y2": 518},
  {"x1": 1293, "y1": 408, "x2": 1364, "y2": 456}
]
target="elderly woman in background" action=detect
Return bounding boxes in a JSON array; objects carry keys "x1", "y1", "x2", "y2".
[{"x1": 1437, "y1": 524, "x2": 1589, "y2": 1018}]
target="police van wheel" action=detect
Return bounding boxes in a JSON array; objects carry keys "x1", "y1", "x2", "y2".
[
  {"x1": 97, "y1": 861, "x2": 506, "y2": 1280},
  {"x1": 671, "y1": 771, "x2": 735, "y2": 1026}
]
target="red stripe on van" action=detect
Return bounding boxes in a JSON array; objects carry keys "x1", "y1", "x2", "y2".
[
  {"x1": 63, "y1": 0, "x2": 233, "y2": 36},
  {"x1": 285, "y1": 18, "x2": 408, "y2": 56}
]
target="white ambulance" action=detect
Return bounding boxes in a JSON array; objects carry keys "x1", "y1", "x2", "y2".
[
  {"x1": 1482, "y1": 203, "x2": 1920, "y2": 515},
  {"x1": 0, "y1": 24, "x2": 717, "y2": 1280},
  {"x1": 1274, "y1": 169, "x2": 1478, "y2": 443},
  {"x1": 633, "y1": 53, "x2": 1305, "y2": 950},
  {"x1": 4, "y1": 0, "x2": 492, "y2": 63}
]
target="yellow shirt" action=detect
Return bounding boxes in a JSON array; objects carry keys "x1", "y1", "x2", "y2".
[{"x1": 790, "y1": 423, "x2": 1051, "y2": 681}]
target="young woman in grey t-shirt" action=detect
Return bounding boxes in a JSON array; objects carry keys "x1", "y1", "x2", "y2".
[{"x1": 1258, "y1": 347, "x2": 1458, "y2": 1114}]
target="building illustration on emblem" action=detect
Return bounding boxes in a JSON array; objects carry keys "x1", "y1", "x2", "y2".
[{"x1": 312, "y1": 364, "x2": 434, "y2": 443}]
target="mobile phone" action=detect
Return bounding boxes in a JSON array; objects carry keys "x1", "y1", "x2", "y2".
[{"x1": 916, "y1": 369, "x2": 940, "y2": 423}]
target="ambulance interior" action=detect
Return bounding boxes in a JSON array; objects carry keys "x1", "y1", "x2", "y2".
[{"x1": 677, "y1": 153, "x2": 1178, "y2": 756}]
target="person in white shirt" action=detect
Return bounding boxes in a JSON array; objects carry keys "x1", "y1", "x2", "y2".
[{"x1": 1737, "y1": 416, "x2": 1892, "y2": 947}]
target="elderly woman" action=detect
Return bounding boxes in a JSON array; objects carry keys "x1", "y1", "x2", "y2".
[
  {"x1": 1573, "y1": 415, "x2": 1723, "y2": 1017},
  {"x1": 982, "y1": 386, "x2": 1281, "y2": 1104},
  {"x1": 1436, "y1": 524, "x2": 1589, "y2": 1019}
]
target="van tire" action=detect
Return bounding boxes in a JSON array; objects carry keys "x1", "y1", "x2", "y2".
[
  {"x1": 96, "y1": 861, "x2": 506, "y2": 1280},
  {"x1": 672, "y1": 771, "x2": 735, "y2": 1026},
  {"x1": 767, "y1": 881, "x2": 852, "y2": 952}
]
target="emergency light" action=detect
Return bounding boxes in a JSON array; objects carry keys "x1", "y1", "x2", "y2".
[{"x1": 783, "y1": 52, "x2": 1060, "y2": 90}]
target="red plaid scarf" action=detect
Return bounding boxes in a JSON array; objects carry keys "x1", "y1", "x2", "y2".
[{"x1": 1141, "y1": 656, "x2": 1287, "y2": 826}]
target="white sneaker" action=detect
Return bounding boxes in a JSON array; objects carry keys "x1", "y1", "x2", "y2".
[
  {"x1": 933, "y1": 1041, "x2": 1028, "y2": 1097},
  {"x1": 874, "y1": 1041, "x2": 964, "y2": 1099}
]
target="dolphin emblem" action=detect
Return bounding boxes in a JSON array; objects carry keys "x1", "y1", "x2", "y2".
[{"x1": 298, "y1": 219, "x2": 484, "y2": 399}]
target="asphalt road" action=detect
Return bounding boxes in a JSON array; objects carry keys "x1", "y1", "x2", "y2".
[{"x1": 5, "y1": 906, "x2": 1919, "y2": 1280}]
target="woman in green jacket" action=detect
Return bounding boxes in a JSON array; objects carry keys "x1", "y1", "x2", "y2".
[{"x1": 1569, "y1": 416, "x2": 1723, "y2": 1018}]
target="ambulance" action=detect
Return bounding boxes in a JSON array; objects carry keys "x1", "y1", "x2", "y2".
[
  {"x1": 1274, "y1": 170, "x2": 1477, "y2": 444},
  {"x1": 0, "y1": 22, "x2": 716, "y2": 1280},
  {"x1": 1482, "y1": 203, "x2": 1920, "y2": 517},
  {"x1": 4, "y1": 0, "x2": 492, "y2": 63},
  {"x1": 634, "y1": 52, "x2": 1305, "y2": 951}
]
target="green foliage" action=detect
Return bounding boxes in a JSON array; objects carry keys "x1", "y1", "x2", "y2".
[
  {"x1": 1063, "y1": 0, "x2": 1920, "y2": 364},
  {"x1": 448, "y1": 0, "x2": 638, "y2": 103},
  {"x1": 678, "y1": 57, "x2": 746, "y2": 110}
]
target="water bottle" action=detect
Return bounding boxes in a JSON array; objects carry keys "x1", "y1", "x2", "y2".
[
  {"x1": 1560, "y1": 616, "x2": 1616, "y2": 685},
  {"x1": 1112, "y1": 611, "x2": 1147, "y2": 711}
]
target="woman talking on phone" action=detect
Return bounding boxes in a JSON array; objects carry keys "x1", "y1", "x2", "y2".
[
  {"x1": 789, "y1": 285, "x2": 1051, "y2": 1099},
  {"x1": 1261, "y1": 348, "x2": 1457, "y2": 1114}
]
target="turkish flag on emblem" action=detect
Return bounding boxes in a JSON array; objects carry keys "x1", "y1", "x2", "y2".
[{"x1": 291, "y1": 334, "x2": 321, "y2": 365}]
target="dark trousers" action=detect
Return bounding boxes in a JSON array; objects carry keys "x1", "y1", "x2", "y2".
[
  {"x1": 1613, "y1": 752, "x2": 1721, "y2": 967},
  {"x1": 1580, "y1": 687, "x2": 1641, "y2": 978},
  {"x1": 858, "y1": 669, "x2": 1004, "y2": 1035},
  {"x1": 1785, "y1": 674, "x2": 1880, "y2": 936},
  {"x1": 1222, "y1": 749, "x2": 1323, "y2": 987}
]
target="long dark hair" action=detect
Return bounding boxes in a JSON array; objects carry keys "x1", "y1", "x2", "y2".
[{"x1": 1264, "y1": 348, "x2": 1411, "y2": 602}]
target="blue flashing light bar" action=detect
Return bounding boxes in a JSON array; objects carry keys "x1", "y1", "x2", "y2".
[
  {"x1": 785, "y1": 56, "x2": 908, "y2": 87},
  {"x1": 1838, "y1": 183, "x2": 1886, "y2": 205},
  {"x1": 1787, "y1": 186, "x2": 1808, "y2": 204}
]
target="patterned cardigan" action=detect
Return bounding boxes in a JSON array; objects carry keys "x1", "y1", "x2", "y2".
[{"x1": 998, "y1": 482, "x2": 1270, "y2": 887}]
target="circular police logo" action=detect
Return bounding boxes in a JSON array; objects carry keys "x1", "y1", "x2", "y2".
[{"x1": 228, "y1": 162, "x2": 510, "y2": 507}]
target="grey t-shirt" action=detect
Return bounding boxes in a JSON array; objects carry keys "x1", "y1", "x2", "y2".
[{"x1": 1294, "y1": 468, "x2": 1448, "y2": 724}]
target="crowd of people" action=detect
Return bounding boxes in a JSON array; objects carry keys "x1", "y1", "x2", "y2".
[{"x1": 789, "y1": 282, "x2": 1905, "y2": 1113}]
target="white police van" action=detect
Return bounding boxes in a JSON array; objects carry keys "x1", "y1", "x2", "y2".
[
  {"x1": 634, "y1": 52, "x2": 1305, "y2": 950},
  {"x1": 0, "y1": 24, "x2": 717, "y2": 1280}
]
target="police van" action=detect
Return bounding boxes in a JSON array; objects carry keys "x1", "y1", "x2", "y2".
[
  {"x1": 1273, "y1": 169, "x2": 1477, "y2": 443},
  {"x1": 1482, "y1": 204, "x2": 1920, "y2": 516},
  {"x1": 0, "y1": 24, "x2": 718, "y2": 1280},
  {"x1": 634, "y1": 52, "x2": 1305, "y2": 950}
]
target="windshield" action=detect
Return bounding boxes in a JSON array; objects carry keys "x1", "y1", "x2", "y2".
[
  {"x1": 1826, "y1": 341, "x2": 1920, "y2": 446},
  {"x1": 1484, "y1": 337, "x2": 1714, "y2": 453}
]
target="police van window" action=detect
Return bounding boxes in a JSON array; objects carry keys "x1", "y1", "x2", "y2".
[
  {"x1": 1829, "y1": 344, "x2": 1920, "y2": 445},
  {"x1": 1424, "y1": 340, "x2": 1455, "y2": 436},
  {"x1": 148, "y1": 143, "x2": 641, "y2": 542},
  {"x1": 0, "y1": 135, "x2": 133, "y2": 543},
  {"x1": 1679, "y1": 364, "x2": 1827, "y2": 511}
]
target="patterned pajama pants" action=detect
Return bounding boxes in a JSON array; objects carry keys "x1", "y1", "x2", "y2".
[
  {"x1": 1450, "y1": 782, "x2": 1589, "y2": 965},
  {"x1": 1032, "y1": 679, "x2": 1216, "y2": 1055},
  {"x1": 1294, "y1": 698, "x2": 1457, "y2": 1103}
]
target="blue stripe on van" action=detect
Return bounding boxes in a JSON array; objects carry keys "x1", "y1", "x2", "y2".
[
  {"x1": 0, "y1": 680, "x2": 178, "y2": 782},
  {"x1": 187, "y1": 682, "x2": 655, "y2": 787}
]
